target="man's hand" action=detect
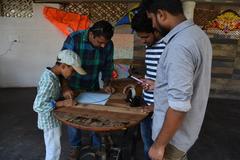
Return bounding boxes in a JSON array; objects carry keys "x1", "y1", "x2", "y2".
[
  {"x1": 149, "y1": 108, "x2": 187, "y2": 160},
  {"x1": 103, "y1": 85, "x2": 116, "y2": 94},
  {"x1": 142, "y1": 105, "x2": 154, "y2": 113},
  {"x1": 63, "y1": 87, "x2": 74, "y2": 99},
  {"x1": 140, "y1": 79, "x2": 155, "y2": 91},
  {"x1": 149, "y1": 143, "x2": 165, "y2": 160}
]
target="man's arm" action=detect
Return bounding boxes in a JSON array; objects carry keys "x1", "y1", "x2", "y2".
[
  {"x1": 102, "y1": 41, "x2": 114, "y2": 81},
  {"x1": 149, "y1": 107, "x2": 186, "y2": 160},
  {"x1": 155, "y1": 107, "x2": 186, "y2": 147},
  {"x1": 61, "y1": 33, "x2": 74, "y2": 50},
  {"x1": 101, "y1": 41, "x2": 115, "y2": 93},
  {"x1": 149, "y1": 44, "x2": 194, "y2": 160}
]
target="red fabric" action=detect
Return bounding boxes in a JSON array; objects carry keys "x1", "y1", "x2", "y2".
[
  {"x1": 43, "y1": 7, "x2": 91, "y2": 36},
  {"x1": 112, "y1": 70, "x2": 118, "y2": 79}
]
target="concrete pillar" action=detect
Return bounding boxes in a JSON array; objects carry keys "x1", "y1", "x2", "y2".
[{"x1": 182, "y1": 0, "x2": 196, "y2": 20}]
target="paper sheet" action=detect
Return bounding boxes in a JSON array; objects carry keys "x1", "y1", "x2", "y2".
[{"x1": 75, "y1": 92, "x2": 111, "y2": 105}]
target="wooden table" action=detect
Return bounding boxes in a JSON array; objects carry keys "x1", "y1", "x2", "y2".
[
  {"x1": 54, "y1": 93, "x2": 147, "y2": 132},
  {"x1": 54, "y1": 90, "x2": 148, "y2": 160}
]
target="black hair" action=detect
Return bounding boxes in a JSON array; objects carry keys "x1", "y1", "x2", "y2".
[
  {"x1": 141, "y1": 0, "x2": 183, "y2": 15},
  {"x1": 131, "y1": 9, "x2": 154, "y2": 33},
  {"x1": 89, "y1": 20, "x2": 114, "y2": 40},
  {"x1": 55, "y1": 62, "x2": 61, "y2": 65},
  {"x1": 55, "y1": 62, "x2": 71, "y2": 68}
]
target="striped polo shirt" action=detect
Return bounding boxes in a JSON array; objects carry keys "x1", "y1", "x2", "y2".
[{"x1": 143, "y1": 40, "x2": 166, "y2": 105}]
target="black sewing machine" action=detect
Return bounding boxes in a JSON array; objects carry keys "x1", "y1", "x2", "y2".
[{"x1": 123, "y1": 84, "x2": 145, "y2": 107}]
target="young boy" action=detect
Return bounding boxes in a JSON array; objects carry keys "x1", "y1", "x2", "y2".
[{"x1": 33, "y1": 50, "x2": 86, "y2": 160}]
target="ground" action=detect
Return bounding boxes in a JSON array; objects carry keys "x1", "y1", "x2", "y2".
[{"x1": 0, "y1": 88, "x2": 239, "y2": 160}]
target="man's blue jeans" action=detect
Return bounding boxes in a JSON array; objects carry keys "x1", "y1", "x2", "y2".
[
  {"x1": 68, "y1": 126, "x2": 101, "y2": 149},
  {"x1": 140, "y1": 116, "x2": 153, "y2": 160}
]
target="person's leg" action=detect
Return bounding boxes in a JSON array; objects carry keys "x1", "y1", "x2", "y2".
[
  {"x1": 164, "y1": 144, "x2": 188, "y2": 160},
  {"x1": 68, "y1": 126, "x2": 82, "y2": 147},
  {"x1": 44, "y1": 126, "x2": 61, "y2": 160},
  {"x1": 67, "y1": 126, "x2": 82, "y2": 160},
  {"x1": 90, "y1": 131, "x2": 101, "y2": 149},
  {"x1": 140, "y1": 116, "x2": 153, "y2": 160}
]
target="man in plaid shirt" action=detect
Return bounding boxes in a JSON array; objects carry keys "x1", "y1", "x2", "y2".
[{"x1": 61, "y1": 20, "x2": 115, "y2": 160}]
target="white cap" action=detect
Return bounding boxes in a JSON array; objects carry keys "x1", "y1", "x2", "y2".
[{"x1": 57, "y1": 50, "x2": 87, "y2": 75}]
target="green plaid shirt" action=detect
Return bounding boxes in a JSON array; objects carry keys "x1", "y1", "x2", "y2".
[
  {"x1": 62, "y1": 30, "x2": 114, "y2": 91},
  {"x1": 33, "y1": 68, "x2": 61, "y2": 130}
]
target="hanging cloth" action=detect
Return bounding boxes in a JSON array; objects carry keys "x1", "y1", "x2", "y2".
[
  {"x1": 43, "y1": 6, "x2": 91, "y2": 36},
  {"x1": 115, "y1": 4, "x2": 140, "y2": 26}
]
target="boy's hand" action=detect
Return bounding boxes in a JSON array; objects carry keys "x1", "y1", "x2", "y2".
[
  {"x1": 56, "y1": 99, "x2": 77, "y2": 107},
  {"x1": 62, "y1": 99, "x2": 77, "y2": 107},
  {"x1": 61, "y1": 78, "x2": 74, "y2": 99},
  {"x1": 63, "y1": 88, "x2": 74, "y2": 99}
]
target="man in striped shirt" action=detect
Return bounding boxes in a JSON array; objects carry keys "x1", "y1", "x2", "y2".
[{"x1": 131, "y1": 10, "x2": 167, "y2": 160}]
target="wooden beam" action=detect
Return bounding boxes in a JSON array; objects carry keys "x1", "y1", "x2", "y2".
[
  {"x1": 33, "y1": 0, "x2": 141, "y2": 3},
  {"x1": 33, "y1": 0, "x2": 240, "y2": 4}
]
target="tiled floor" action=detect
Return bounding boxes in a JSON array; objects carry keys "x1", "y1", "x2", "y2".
[{"x1": 0, "y1": 88, "x2": 239, "y2": 160}]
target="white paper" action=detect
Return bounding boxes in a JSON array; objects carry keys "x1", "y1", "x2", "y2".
[{"x1": 75, "y1": 92, "x2": 111, "y2": 105}]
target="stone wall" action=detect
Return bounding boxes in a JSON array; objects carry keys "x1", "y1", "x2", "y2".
[{"x1": 210, "y1": 38, "x2": 240, "y2": 99}]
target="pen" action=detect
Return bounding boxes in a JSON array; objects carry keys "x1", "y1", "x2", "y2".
[
  {"x1": 130, "y1": 75, "x2": 144, "y2": 83},
  {"x1": 130, "y1": 75, "x2": 150, "y2": 87}
]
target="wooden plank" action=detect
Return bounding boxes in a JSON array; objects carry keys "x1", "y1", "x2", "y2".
[
  {"x1": 213, "y1": 56, "x2": 235, "y2": 62},
  {"x1": 74, "y1": 104, "x2": 147, "y2": 115},
  {"x1": 212, "y1": 67, "x2": 234, "y2": 75},
  {"x1": 234, "y1": 56, "x2": 240, "y2": 70},
  {"x1": 114, "y1": 59, "x2": 144, "y2": 66},
  {"x1": 34, "y1": 0, "x2": 141, "y2": 3},
  {"x1": 54, "y1": 110, "x2": 132, "y2": 132},
  {"x1": 233, "y1": 69, "x2": 240, "y2": 80},
  {"x1": 212, "y1": 44, "x2": 237, "y2": 58},
  {"x1": 211, "y1": 78, "x2": 240, "y2": 92},
  {"x1": 55, "y1": 105, "x2": 147, "y2": 122},
  {"x1": 211, "y1": 67, "x2": 233, "y2": 78},
  {"x1": 212, "y1": 60, "x2": 233, "y2": 68},
  {"x1": 54, "y1": 101, "x2": 148, "y2": 132},
  {"x1": 54, "y1": 86, "x2": 149, "y2": 131},
  {"x1": 210, "y1": 38, "x2": 238, "y2": 44}
]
